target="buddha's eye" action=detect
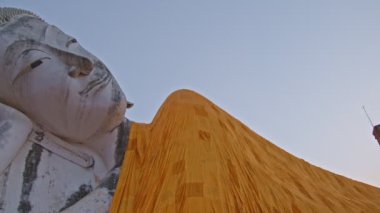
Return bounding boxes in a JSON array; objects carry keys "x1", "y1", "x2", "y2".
[
  {"x1": 30, "y1": 59, "x2": 43, "y2": 69},
  {"x1": 29, "y1": 57, "x2": 50, "y2": 69},
  {"x1": 12, "y1": 56, "x2": 51, "y2": 85}
]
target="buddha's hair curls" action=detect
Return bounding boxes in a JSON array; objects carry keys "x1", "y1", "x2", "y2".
[{"x1": 0, "y1": 7, "x2": 42, "y2": 25}]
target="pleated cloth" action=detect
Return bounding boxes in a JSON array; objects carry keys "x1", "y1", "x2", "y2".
[{"x1": 111, "y1": 90, "x2": 380, "y2": 212}]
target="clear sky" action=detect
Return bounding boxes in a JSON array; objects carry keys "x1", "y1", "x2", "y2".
[{"x1": 3, "y1": 1, "x2": 380, "y2": 187}]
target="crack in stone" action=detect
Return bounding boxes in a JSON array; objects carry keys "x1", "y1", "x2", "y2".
[
  {"x1": 114, "y1": 119, "x2": 131, "y2": 167},
  {"x1": 59, "y1": 184, "x2": 93, "y2": 212},
  {"x1": 0, "y1": 166, "x2": 10, "y2": 210},
  {"x1": 17, "y1": 143, "x2": 43, "y2": 213}
]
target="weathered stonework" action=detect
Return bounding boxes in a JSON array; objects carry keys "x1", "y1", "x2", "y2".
[{"x1": 0, "y1": 7, "x2": 132, "y2": 212}]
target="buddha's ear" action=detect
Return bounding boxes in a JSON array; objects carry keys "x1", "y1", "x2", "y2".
[{"x1": 126, "y1": 101, "x2": 134, "y2": 109}]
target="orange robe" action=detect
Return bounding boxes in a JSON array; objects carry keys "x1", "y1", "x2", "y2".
[{"x1": 111, "y1": 90, "x2": 380, "y2": 212}]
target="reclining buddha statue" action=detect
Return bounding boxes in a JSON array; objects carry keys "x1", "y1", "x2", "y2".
[
  {"x1": 3, "y1": 6, "x2": 380, "y2": 213},
  {"x1": 0, "y1": 7, "x2": 133, "y2": 212}
]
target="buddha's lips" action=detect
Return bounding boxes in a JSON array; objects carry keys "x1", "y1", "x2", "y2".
[{"x1": 78, "y1": 72, "x2": 112, "y2": 96}]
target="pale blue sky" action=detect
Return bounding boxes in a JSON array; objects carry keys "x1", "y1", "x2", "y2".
[{"x1": 3, "y1": 1, "x2": 380, "y2": 187}]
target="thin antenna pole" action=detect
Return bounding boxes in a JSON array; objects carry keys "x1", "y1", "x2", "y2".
[{"x1": 362, "y1": 106, "x2": 374, "y2": 127}]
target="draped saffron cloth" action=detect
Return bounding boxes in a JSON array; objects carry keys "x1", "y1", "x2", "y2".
[{"x1": 110, "y1": 90, "x2": 380, "y2": 212}]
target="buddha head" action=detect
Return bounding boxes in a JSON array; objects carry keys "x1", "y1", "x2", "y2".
[{"x1": 0, "y1": 8, "x2": 130, "y2": 142}]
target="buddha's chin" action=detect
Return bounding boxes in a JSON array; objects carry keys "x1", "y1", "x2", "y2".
[{"x1": 104, "y1": 95, "x2": 127, "y2": 132}]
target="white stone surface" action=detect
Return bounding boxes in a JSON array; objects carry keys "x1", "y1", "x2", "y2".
[{"x1": 0, "y1": 8, "x2": 131, "y2": 212}]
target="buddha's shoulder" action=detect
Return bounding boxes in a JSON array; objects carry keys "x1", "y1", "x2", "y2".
[{"x1": 0, "y1": 140, "x2": 104, "y2": 212}]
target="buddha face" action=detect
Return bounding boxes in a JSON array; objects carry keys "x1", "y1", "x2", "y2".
[{"x1": 0, "y1": 16, "x2": 127, "y2": 142}]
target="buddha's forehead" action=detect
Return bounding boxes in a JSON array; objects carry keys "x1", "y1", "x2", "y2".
[
  {"x1": 0, "y1": 16, "x2": 96, "y2": 69},
  {"x1": 1, "y1": 16, "x2": 46, "y2": 41},
  {"x1": 1, "y1": 16, "x2": 72, "y2": 51}
]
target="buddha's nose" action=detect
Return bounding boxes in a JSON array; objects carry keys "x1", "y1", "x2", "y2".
[{"x1": 68, "y1": 56, "x2": 94, "y2": 78}]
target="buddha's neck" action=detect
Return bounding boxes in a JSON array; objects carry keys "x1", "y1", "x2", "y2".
[
  {"x1": 85, "y1": 119, "x2": 131, "y2": 170},
  {"x1": 29, "y1": 119, "x2": 130, "y2": 178}
]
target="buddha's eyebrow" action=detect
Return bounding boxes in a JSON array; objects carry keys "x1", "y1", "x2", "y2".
[
  {"x1": 17, "y1": 48, "x2": 49, "y2": 60},
  {"x1": 5, "y1": 40, "x2": 92, "y2": 69},
  {"x1": 4, "y1": 40, "x2": 47, "y2": 67},
  {"x1": 4, "y1": 39, "x2": 67, "y2": 60}
]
